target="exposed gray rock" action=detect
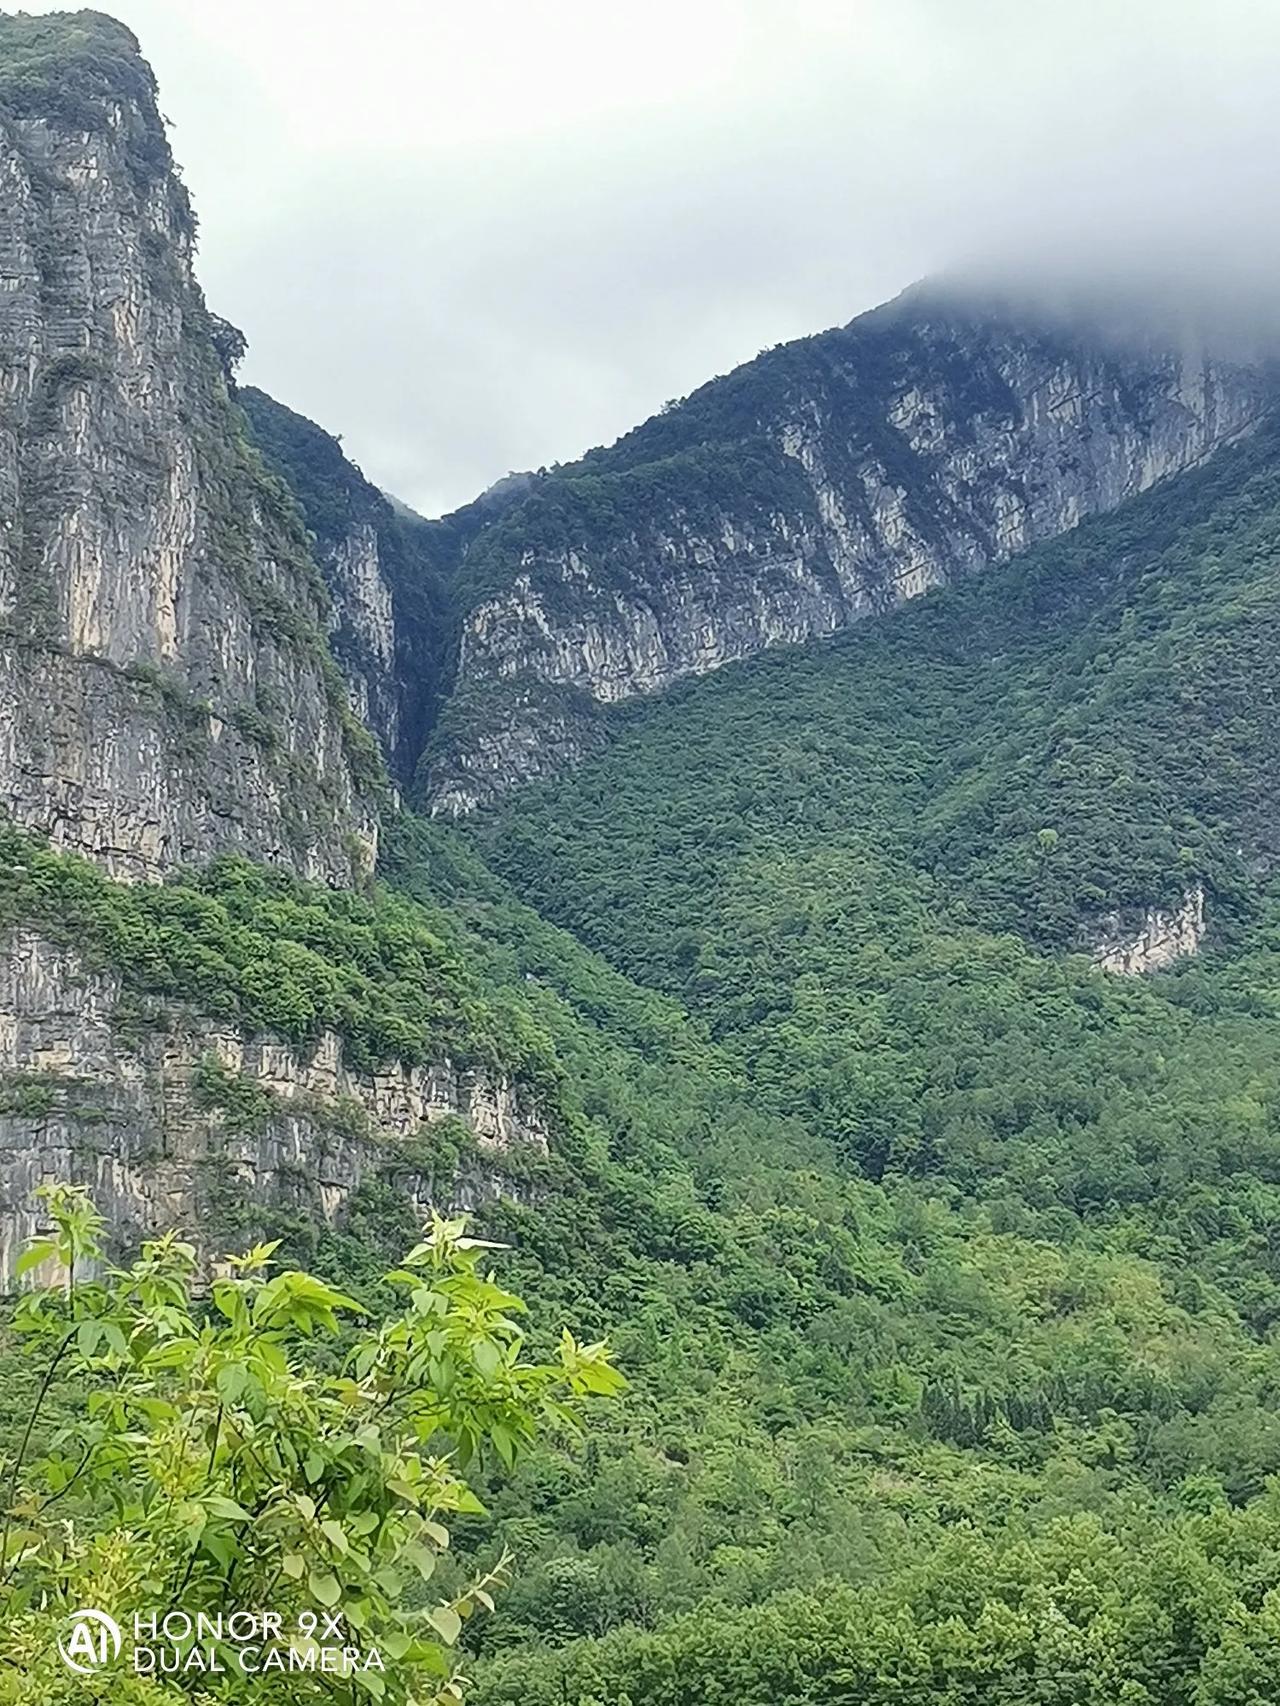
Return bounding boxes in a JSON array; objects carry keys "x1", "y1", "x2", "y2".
[
  {"x1": 326, "y1": 519, "x2": 400, "y2": 761},
  {"x1": 1092, "y1": 885, "x2": 1206, "y2": 975},
  {"x1": 0, "y1": 929, "x2": 547, "y2": 1286},
  {"x1": 0, "y1": 58, "x2": 377, "y2": 881},
  {"x1": 424, "y1": 303, "x2": 1267, "y2": 812}
]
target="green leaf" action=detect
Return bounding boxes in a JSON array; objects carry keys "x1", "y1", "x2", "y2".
[
  {"x1": 15, "y1": 1240, "x2": 57, "y2": 1278},
  {"x1": 471, "y1": 1339, "x2": 501, "y2": 1381},
  {"x1": 403, "y1": 1542, "x2": 436, "y2": 1581},
  {"x1": 101, "y1": 1322, "x2": 129, "y2": 1357},
  {"x1": 201, "y1": 1529, "x2": 234, "y2": 1569},
  {"x1": 143, "y1": 1340, "x2": 195, "y2": 1370},
  {"x1": 309, "y1": 1569, "x2": 341, "y2": 1607},
  {"x1": 205, "y1": 1495, "x2": 252, "y2": 1522},
  {"x1": 281, "y1": 1553, "x2": 305, "y2": 1580},
  {"x1": 321, "y1": 1518, "x2": 349, "y2": 1555},
  {"x1": 412, "y1": 1640, "x2": 451, "y2": 1676},
  {"x1": 426, "y1": 1605, "x2": 461, "y2": 1646},
  {"x1": 215, "y1": 1362, "x2": 250, "y2": 1404}
]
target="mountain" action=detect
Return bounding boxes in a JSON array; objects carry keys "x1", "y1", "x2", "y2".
[
  {"x1": 0, "y1": 15, "x2": 542, "y2": 1271},
  {"x1": 460, "y1": 394, "x2": 1280, "y2": 1706},
  {"x1": 418, "y1": 284, "x2": 1268, "y2": 812},
  {"x1": 235, "y1": 282, "x2": 1273, "y2": 823},
  {"x1": 11, "y1": 13, "x2": 1280, "y2": 1706},
  {"x1": 0, "y1": 12, "x2": 380, "y2": 883},
  {"x1": 477, "y1": 411, "x2": 1280, "y2": 973}
]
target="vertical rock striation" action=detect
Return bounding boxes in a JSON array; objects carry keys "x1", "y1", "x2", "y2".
[
  {"x1": 238, "y1": 385, "x2": 464, "y2": 788},
  {"x1": 422, "y1": 291, "x2": 1269, "y2": 813},
  {"x1": 0, "y1": 14, "x2": 379, "y2": 881}
]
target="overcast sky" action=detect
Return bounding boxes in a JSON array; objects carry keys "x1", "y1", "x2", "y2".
[{"x1": 18, "y1": 0, "x2": 1280, "y2": 513}]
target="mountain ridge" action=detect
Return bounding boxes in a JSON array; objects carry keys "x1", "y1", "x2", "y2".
[
  {"x1": 236, "y1": 282, "x2": 1275, "y2": 824},
  {"x1": 10, "y1": 16, "x2": 1280, "y2": 1705},
  {"x1": 414, "y1": 284, "x2": 1270, "y2": 812}
]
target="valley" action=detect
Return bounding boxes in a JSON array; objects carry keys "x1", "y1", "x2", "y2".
[{"x1": 3, "y1": 12, "x2": 1280, "y2": 1704}]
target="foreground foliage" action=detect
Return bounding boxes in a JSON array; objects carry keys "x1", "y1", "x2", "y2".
[{"x1": 0, "y1": 1186, "x2": 621, "y2": 1705}]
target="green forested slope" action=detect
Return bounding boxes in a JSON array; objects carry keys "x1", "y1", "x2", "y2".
[
  {"x1": 378, "y1": 813, "x2": 1280, "y2": 1704},
  {"x1": 11, "y1": 790, "x2": 1280, "y2": 1700},
  {"x1": 479, "y1": 415, "x2": 1280, "y2": 970},
  {"x1": 474, "y1": 421, "x2": 1280, "y2": 1185},
  {"x1": 10, "y1": 408, "x2": 1280, "y2": 1701},
  {"x1": 412, "y1": 415, "x2": 1280, "y2": 1701}
]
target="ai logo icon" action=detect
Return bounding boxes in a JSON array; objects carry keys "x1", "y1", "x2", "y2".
[{"x1": 57, "y1": 1608, "x2": 122, "y2": 1674}]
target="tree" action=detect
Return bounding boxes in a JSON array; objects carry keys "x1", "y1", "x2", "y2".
[
  {"x1": 208, "y1": 314, "x2": 248, "y2": 384},
  {"x1": 0, "y1": 1184, "x2": 623, "y2": 1705}
]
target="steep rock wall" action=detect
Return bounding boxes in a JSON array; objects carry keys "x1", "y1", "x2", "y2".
[
  {"x1": 1092, "y1": 886, "x2": 1207, "y2": 975},
  {"x1": 237, "y1": 386, "x2": 477, "y2": 789},
  {"x1": 0, "y1": 928, "x2": 548, "y2": 1285},
  {"x1": 425, "y1": 302, "x2": 1267, "y2": 813},
  {"x1": 325, "y1": 519, "x2": 400, "y2": 761},
  {"x1": 0, "y1": 19, "x2": 378, "y2": 881}
]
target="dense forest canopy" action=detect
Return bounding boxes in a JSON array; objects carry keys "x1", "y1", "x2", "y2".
[
  {"x1": 9, "y1": 405, "x2": 1280, "y2": 1701},
  {"x1": 7, "y1": 14, "x2": 1280, "y2": 1695}
]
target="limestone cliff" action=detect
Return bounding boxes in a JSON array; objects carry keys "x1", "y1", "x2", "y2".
[
  {"x1": 239, "y1": 387, "x2": 537, "y2": 790},
  {"x1": 421, "y1": 288, "x2": 1269, "y2": 813},
  {"x1": 0, "y1": 926, "x2": 547, "y2": 1285},
  {"x1": 0, "y1": 19, "x2": 561, "y2": 1272},
  {"x1": 1092, "y1": 886, "x2": 1207, "y2": 976},
  {"x1": 0, "y1": 15, "x2": 379, "y2": 881}
]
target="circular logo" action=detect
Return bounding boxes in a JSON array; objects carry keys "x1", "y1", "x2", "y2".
[{"x1": 57, "y1": 1608, "x2": 122, "y2": 1674}]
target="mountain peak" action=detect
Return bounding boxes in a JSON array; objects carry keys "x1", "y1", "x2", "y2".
[{"x1": 414, "y1": 286, "x2": 1269, "y2": 813}]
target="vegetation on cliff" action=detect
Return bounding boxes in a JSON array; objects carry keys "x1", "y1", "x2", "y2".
[
  {"x1": 480, "y1": 412, "x2": 1280, "y2": 964},
  {"x1": 0, "y1": 10, "x2": 172, "y2": 193},
  {"x1": 11, "y1": 410, "x2": 1280, "y2": 1697},
  {"x1": 240, "y1": 386, "x2": 521, "y2": 781},
  {"x1": 0, "y1": 827, "x2": 553, "y2": 1089}
]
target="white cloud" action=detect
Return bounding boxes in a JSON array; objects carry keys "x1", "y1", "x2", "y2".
[{"x1": 17, "y1": 0, "x2": 1280, "y2": 511}]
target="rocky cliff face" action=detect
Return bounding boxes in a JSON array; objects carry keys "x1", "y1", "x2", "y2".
[
  {"x1": 320, "y1": 517, "x2": 400, "y2": 762},
  {"x1": 422, "y1": 293, "x2": 1268, "y2": 813},
  {"x1": 0, "y1": 926, "x2": 547, "y2": 1285},
  {"x1": 1092, "y1": 886, "x2": 1207, "y2": 975},
  {"x1": 0, "y1": 16, "x2": 378, "y2": 881},
  {"x1": 238, "y1": 386, "x2": 468, "y2": 789},
  {"x1": 0, "y1": 19, "x2": 562, "y2": 1274}
]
